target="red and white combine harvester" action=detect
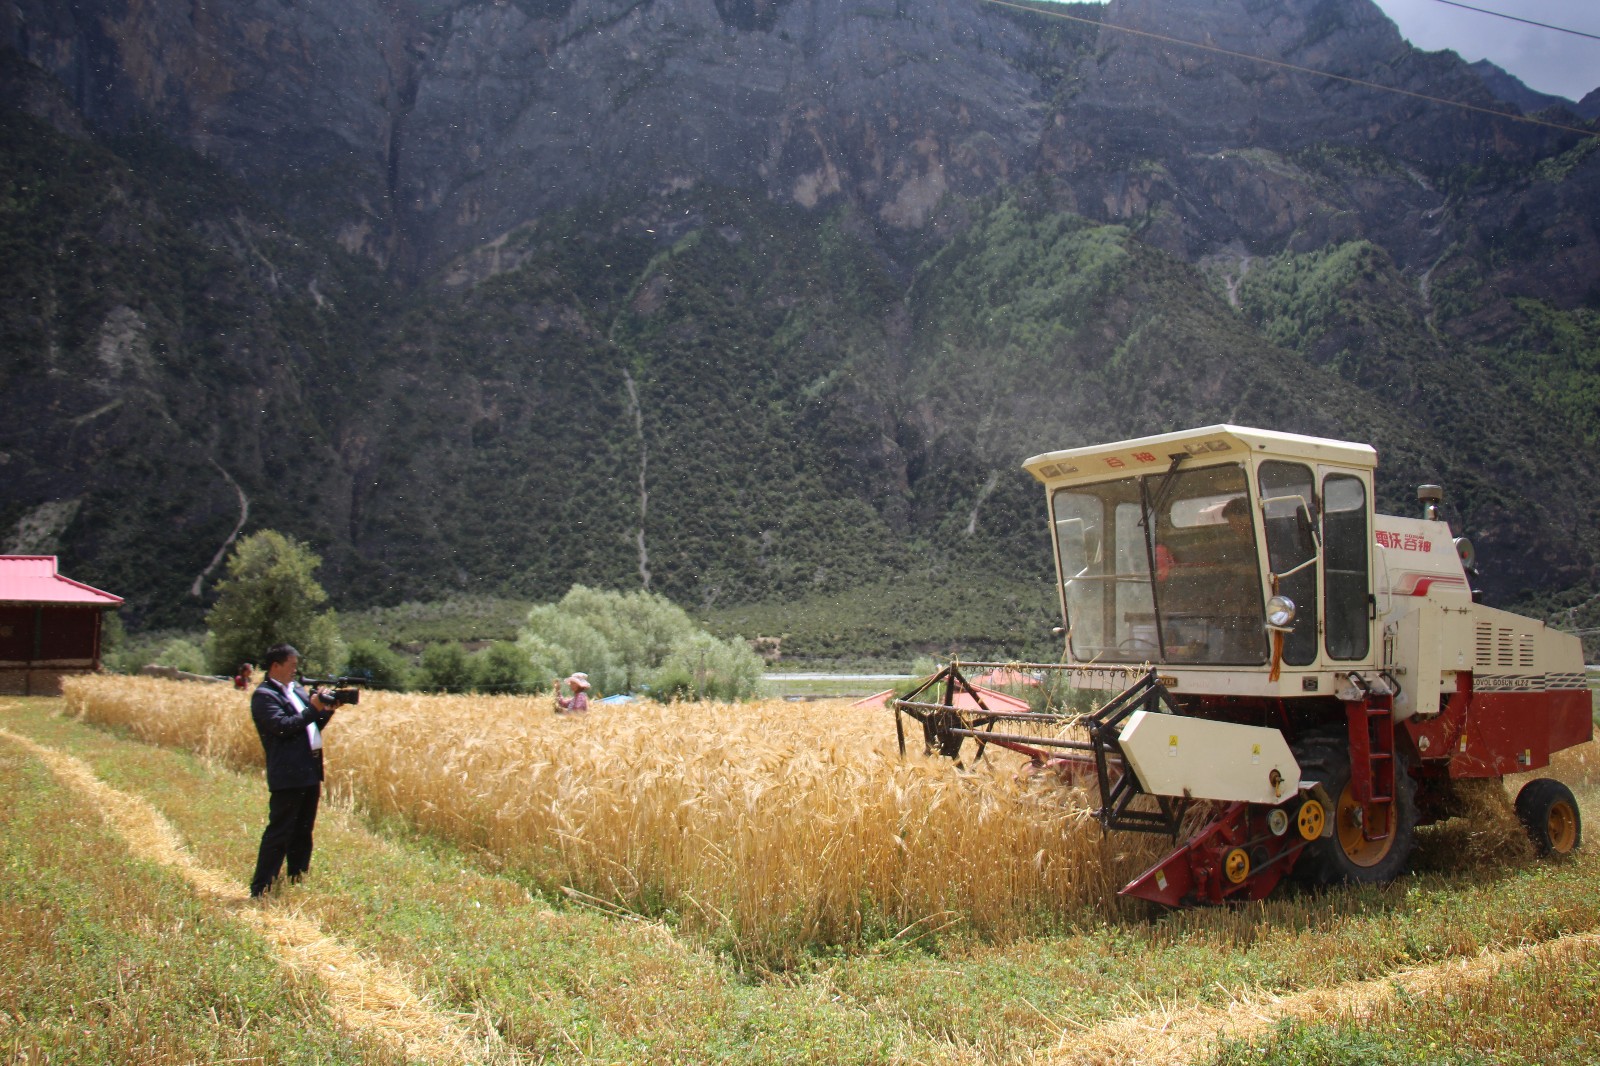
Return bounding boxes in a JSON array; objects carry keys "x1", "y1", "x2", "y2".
[{"x1": 895, "y1": 425, "x2": 1591, "y2": 904}]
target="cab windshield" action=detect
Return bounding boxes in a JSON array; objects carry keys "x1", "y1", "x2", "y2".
[{"x1": 1051, "y1": 463, "x2": 1267, "y2": 665}]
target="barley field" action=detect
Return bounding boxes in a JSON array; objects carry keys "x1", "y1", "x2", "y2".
[
  {"x1": 64, "y1": 677, "x2": 1162, "y2": 965},
  {"x1": 13, "y1": 685, "x2": 1600, "y2": 1064}
]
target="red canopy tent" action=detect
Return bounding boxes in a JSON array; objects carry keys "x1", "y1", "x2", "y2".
[
  {"x1": 851, "y1": 685, "x2": 1032, "y2": 713},
  {"x1": 0, "y1": 556, "x2": 122, "y2": 695}
]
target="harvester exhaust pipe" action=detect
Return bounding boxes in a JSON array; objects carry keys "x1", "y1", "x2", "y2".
[{"x1": 1417, "y1": 484, "x2": 1443, "y2": 521}]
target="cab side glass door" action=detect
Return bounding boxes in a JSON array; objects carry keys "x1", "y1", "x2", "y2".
[
  {"x1": 1258, "y1": 461, "x2": 1319, "y2": 666},
  {"x1": 1322, "y1": 472, "x2": 1372, "y2": 660}
]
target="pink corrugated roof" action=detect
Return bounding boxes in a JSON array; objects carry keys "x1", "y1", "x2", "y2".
[
  {"x1": 969, "y1": 668, "x2": 1041, "y2": 688},
  {"x1": 0, "y1": 556, "x2": 123, "y2": 606},
  {"x1": 852, "y1": 685, "x2": 1033, "y2": 713}
]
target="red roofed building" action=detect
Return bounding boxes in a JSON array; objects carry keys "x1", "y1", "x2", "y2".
[
  {"x1": 0, "y1": 556, "x2": 123, "y2": 695},
  {"x1": 851, "y1": 686, "x2": 1033, "y2": 713},
  {"x1": 968, "y1": 668, "x2": 1041, "y2": 689}
]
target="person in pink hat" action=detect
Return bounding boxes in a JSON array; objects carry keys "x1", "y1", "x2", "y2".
[{"x1": 555, "y1": 672, "x2": 591, "y2": 714}]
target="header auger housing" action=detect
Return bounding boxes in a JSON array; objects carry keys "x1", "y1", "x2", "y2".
[{"x1": 895, "y1": 426, "x2": 1591, "y2": 905}]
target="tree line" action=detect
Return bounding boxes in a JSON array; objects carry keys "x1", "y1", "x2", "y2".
[{"x1": 115, "y1": 530, "x2": 765, "y2": 700}]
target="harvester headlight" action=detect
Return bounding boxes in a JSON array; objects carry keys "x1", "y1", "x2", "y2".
[{"x1": 1266, "y1": 595, "x2": 1296, "y2": 630}]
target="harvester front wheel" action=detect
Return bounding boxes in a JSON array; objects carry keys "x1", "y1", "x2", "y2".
[
  {"x1": 1515, "y1": 779, "x2": 1582, "y2": 857},
  {"x1": 1292, "y1": 735, "x2": 1417, "y2": 886}
]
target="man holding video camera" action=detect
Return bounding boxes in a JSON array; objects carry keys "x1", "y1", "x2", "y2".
[{"x1": 248, "y1": 643, "x2": 339, "y2": 898}]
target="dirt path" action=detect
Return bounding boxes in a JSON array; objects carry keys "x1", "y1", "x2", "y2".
[
  {"x1": 1, "y1": 727, "x2": 513, "y2": 1065},
  {"x1": 1044, "y1": 927, "x2": 1600, "y2": 1065}
]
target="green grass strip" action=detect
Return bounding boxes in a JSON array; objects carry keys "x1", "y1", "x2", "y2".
[
  {"x1": 0, "y1": 724, "x2": 404, "y2": 1065},
  {"x1": 1209, "y1": 936, "x2": 1600, "y2": 1065}
]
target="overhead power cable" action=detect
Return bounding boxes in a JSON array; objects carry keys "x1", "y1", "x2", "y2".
[
  {"x1": 1429, "y1": 0, "x2": 1600, "y2": 43},
  {"x1": 981, "y1": 0, "x2": 1597, "y2": 138}
]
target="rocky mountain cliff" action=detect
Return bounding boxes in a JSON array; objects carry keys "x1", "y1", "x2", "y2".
[
  {"x1": 3, "y1": 0, "x2": 1598, "y2": 646},
  {"x1": 9, "y1": 0, "x2": 1590, "y2": 272},
  {"x1": 1470, "y1": 59, "x2": 1599, "y2": 121}
]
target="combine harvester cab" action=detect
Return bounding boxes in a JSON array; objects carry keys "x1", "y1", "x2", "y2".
[{"x1": 895, "y1": 425, "x2": 1591, "y2": 905}]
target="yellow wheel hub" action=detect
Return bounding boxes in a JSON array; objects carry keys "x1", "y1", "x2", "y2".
[
  {"x1": 1335, "y1": 782, "x2": 1396, "y2": 868},
  {"x1": 1297, "y1": 799, "x2": 1326, "y2": 841},
  {"x1": 1224, "y1": 847, "x2": 1251, "y2": 884},
  {"x1": 1549, "y1": 800, "x2": 1579, "y2": 855}
]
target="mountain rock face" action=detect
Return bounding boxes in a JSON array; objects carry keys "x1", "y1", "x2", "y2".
[
  {"x1": 6, "y1": 0, "x2": 1059, "y2": 271},
  {"x1": 4, "y1": 0, "x2": 409, "y2": 261},
  {"x1": 2, "y1": 0, "x2": 1598, "y2": 642},
  {"x1": 1468, "y1": 60, "x2": 1587, "y2": 119},
  {"x1": 397, "y1": 0, "x2": 1062, "y2": 270},
  {"x1": 18, "y1": 0, "x2": 1586, "y2": 275}
]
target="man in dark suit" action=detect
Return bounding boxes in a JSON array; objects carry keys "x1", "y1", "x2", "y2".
[{"x1": 249, "y1": 643, "x2": 337, "y2": 898}]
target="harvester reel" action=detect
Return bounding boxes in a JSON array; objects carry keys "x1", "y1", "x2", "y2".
[
  {"x1": 893, "y1": 663, "x2": 1184, "y2": 838},
  {"x1": 925, "y1": 708, "x2": 970, "y2": 760}
]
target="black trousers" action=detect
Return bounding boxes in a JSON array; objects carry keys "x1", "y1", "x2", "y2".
[{"x1": 250, "y1": 783, "x2": 321, "y2": 896}]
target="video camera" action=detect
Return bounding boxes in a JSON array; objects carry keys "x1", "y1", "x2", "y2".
[{"x1": 298, "y1": 674, "x2": 364, "y2": 706}]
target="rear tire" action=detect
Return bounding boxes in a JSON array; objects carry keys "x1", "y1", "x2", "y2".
[
  {"x1": 1515, "y1": 778, "x2": 1582, "y2": 857},
  {"x1": 1292, "y1": 733, "x2": 1417, "y2": 885}
]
